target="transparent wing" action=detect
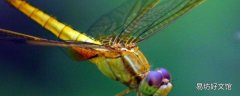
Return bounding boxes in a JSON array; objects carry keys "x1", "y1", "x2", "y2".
[
  {"x1": 0, "y1": 28, "x2": 107, "y2": 49},
  {"x1": 87, "y1": 0, "x2": 205, "y2": 44},
  {"x1": 87, "y1": 0, "x2": 159, "y2": 40},
  {"x1": 132, "y1": 0, "x2": 205, "y2": 43}
]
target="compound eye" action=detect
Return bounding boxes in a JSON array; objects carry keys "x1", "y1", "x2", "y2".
[
  {"x1": 146, "y1": 71, "x2": 163, "y2": 87},
  {"x1": 139, "y1": 70, "x2": 163, "y2": 96},
  {"x1": 139, "y1": 68, "x2": 171, "y2": 96},
  {"x1": 157, "y1": 68, "x2": 171, "y2": 83}
]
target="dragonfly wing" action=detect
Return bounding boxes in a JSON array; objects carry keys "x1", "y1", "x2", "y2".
[
  {"x1": 87, "y1": 0, "x2": 140, "y2": 38},
  {"x1": 131, "y1": 0, "x2": 205, "y2": 43},
  {"x1": 0, "y1": 28, "x2": 120, "y2": 60},
  {"x1": 87, "y1": 0, "x2": 205, "y2": 45},
  {"x1": 0, "y1": 28, "x2": 106, "y2": 49},
  {"x1": 87, "y1": 0, "x2": 159, "y2": 41}
]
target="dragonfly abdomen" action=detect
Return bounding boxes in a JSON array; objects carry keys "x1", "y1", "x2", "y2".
[
  {"x1": 90, "y1": 48, "x2": 150, "y2": 88},
  {"x1": 8, "y1": 0, "x2": 100, "y2": 44}
]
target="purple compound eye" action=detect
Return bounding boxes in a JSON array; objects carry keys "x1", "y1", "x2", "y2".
[
  {"x1": 139, "y1": 71, "x2": 163, "y2": 96},
  {"x1": 139, "y1": 68, "x2": 171, "y2": 96},
  {"x1": 158, "y1": 68, "x2": 171, "y2": 80},
  {"x1": 146, "y1": 71, "x2": 163, "y2": 87}
]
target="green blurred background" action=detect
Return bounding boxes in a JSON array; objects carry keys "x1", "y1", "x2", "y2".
[{"x1": 0, "y1": 0, "x2": 239, "y2": 96}]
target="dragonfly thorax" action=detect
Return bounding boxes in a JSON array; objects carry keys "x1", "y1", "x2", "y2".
[
  {"x1": 98, "y1": 35, "x2": 137, "y2": 50},
  {"x1": 90, "y1": 47, "x2": 150, "y2": 88},
  {"x1": 110, "y1": 43, "x2": 136, "y2": 51}
]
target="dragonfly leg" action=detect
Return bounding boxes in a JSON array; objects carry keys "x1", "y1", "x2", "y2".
[
  {"x1": 136, "y1": 91, "x2": 143, "y2": 96},
  {"x1": 116, "y1": 88, "x2": 131, "y2": 96}
]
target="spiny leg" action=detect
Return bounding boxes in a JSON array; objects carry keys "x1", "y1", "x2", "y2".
[
  {"x1": 136, "y1": 91, "x2": 143, "y2": 96},
  {"x1": 116, "y1": 88, "x2": 131, "y2": 96}
]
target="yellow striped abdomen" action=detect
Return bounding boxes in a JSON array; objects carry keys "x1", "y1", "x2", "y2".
[{"x1": 8, "y1": 0, "x2": 100, "y2": 44}]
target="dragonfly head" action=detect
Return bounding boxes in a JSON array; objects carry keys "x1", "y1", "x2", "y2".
[{"x1": 139, "y1": 68, "x2": 172, "y2": 96}]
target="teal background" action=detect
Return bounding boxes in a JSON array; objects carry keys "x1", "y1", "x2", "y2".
[{"x1": 0, "y1": 0, "x2": 239, "y2": 96}]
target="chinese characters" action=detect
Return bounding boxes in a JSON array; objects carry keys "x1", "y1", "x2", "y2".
[{"x1": 196, "y1": 83, "x2": 232, "y2": 91}]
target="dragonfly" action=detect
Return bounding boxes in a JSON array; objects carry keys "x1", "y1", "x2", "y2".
[{"x1": 1, "y1": 0, "x2": 205, "y2": 96}]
